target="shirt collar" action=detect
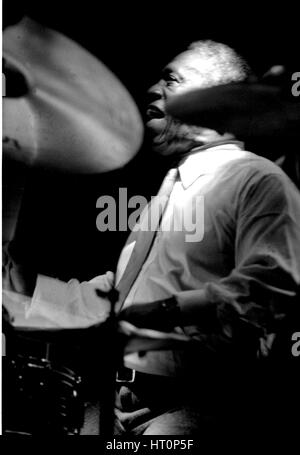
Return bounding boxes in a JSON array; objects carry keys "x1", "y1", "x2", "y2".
[{"x1": 178, "y1": 140, "x2": 245, "y2": 189}]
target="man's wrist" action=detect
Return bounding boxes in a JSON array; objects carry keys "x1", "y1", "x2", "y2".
[{"x1": 159, "y1": 296, "x2": 181, "y2": 328}]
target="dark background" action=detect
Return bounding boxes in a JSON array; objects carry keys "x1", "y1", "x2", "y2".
[{"x1": 3, "y1": 0, "x2": 300, "y2": 281}]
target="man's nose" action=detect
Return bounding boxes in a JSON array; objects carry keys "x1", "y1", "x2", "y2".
[{"x1": 147, "y1": 82, "x2": 164, "y2": 102}]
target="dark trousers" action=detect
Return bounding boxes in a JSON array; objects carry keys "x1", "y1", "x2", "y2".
[{"x1": 114, "y1": 371, "x2": 223, "y2": 435}]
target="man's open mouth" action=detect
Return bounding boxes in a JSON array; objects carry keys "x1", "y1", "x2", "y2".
[{"x1": 146, "y1": 105, "x2": 165, "y2": 119}]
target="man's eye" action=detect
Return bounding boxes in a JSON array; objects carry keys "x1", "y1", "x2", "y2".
[{"x1": 166, "y1": 77, "x2": 178, "y2": 87}]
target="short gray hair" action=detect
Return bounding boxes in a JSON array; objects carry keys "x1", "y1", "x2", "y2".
[{"x1": 184, "y1": 40, "x2": 253, "y2": 86}]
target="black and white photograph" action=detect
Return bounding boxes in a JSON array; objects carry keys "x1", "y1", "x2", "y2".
[{"x1": 1, "y1": 0, "x2": 300, "y2": 444}]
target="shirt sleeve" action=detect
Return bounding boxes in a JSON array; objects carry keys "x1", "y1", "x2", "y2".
[
  {"x1": 2, "y1": 242, "x2": 37, "y2": 296},
  {"x1": 176, "y1": 171, "x2": 300, "y2": 357}
]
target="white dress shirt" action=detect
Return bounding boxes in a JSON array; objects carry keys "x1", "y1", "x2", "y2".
[
  {"x1": 26, "y1": 141, "x2": 300, "y2": 377},
  {"x1": 117, "y1": 141, "x2": 300, "y2": 376}
]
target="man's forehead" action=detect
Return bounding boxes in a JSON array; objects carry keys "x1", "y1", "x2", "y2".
[{"x1": 167, "y1": 51, "x2": 213, "y2": 75}]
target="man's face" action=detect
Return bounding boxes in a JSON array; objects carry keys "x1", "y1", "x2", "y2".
[{"x1": 146, "y1": 51, "x2": 219, "y2": 155}]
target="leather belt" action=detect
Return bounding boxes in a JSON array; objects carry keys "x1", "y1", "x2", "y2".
[{"x1": 115, "y1": 367, "x2": 177, "y2": 387}]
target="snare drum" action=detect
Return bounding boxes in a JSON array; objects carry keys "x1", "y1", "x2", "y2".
[{"x1": 3, "y1": 354, "x2": 85, "y2": 435}]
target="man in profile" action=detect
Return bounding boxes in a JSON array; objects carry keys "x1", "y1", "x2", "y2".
[
  {"x1": 5, "y1": 40, "x2": 300, "y2": 435},
  {"x1": 106, "y1": 40, "x2": 300, "y2": 435}
]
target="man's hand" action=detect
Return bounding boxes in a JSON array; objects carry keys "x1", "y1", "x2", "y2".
[
  {"x1": 119, "y1": 297, "x2": 180, "y2": 332},
  {"x1": 88, "y1": 271, "x2": 115, "y2": 295}
]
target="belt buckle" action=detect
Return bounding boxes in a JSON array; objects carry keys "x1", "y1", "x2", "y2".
[{"x1": 116, "y1": 367, "x2": 136, "y2": 383}]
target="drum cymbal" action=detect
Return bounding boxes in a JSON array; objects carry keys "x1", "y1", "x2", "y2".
[
  {"x1": 166, "y1": 83, "x2": 300, "y2": 139},
  {"x1": 3, "y1": 17, "x2": 143, "y2": 173}
]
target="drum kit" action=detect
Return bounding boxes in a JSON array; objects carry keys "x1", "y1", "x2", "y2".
[
  {"x1": 2, "y1": 17, "x2": 192, "y2": 436},
  {"x1": 3, "y1": 293, "x2": 192, "y2": 436},
  {"x1": 2, "y1": 15, "x2": 300, "y2": 436}
]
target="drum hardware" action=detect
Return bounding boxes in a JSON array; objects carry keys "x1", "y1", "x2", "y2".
[
  {"x1": 2, "y1": 353, "x2": 85, "y2": 435},
  {"x1": 2, "y1": 295, "x2": 192, "y2": 436}
]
